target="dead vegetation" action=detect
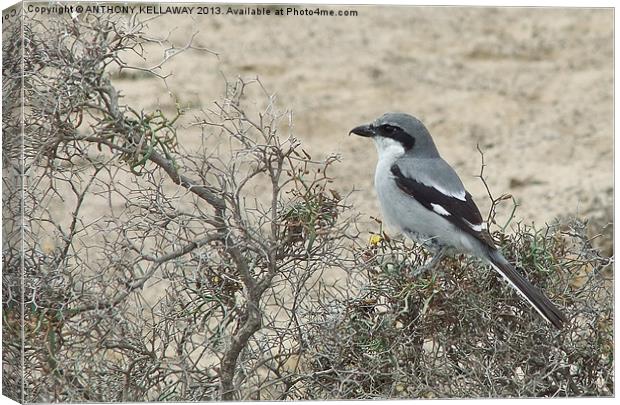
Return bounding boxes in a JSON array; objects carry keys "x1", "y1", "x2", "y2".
[{"x1": 2, "y1": 10, "x2": 613, "y2": 402}]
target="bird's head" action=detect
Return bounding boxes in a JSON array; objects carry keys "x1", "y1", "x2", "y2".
[{"x1": 350, "y1": 112, "x2": 439, "y2": 159}]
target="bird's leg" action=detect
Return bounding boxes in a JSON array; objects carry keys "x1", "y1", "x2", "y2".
[{"x1": 411, "y1": 246, "x2": 449, "y2": 278}]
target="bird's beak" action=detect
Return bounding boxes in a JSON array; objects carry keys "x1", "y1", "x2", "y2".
[{"x1": 349, "y1": 124, "x2": 376, "y2": 138}]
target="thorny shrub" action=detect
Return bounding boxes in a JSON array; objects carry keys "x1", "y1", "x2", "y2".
[
  {"x1": 301, "y1": 219, "x2": 613, "y2": 398},
  {"x1": 2, "y1": 9, "x2": 613, "y2": 402}
]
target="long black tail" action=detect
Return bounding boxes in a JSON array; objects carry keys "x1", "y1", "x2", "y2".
[{"x1": 486, "y1": 249, "x2": 567, "y2": 329}]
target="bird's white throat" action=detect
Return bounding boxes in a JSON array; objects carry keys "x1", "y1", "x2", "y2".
[{"x1": 373, "y1": 137, "x2": 405, "y2": 163}]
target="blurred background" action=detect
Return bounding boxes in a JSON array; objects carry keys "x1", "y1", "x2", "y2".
[
  {"x1": 3, "y1": 4, "x2": 613, "y2": 401},
  {"x1": 114, "y1": 5, "x2": 613, "y2": 254}
]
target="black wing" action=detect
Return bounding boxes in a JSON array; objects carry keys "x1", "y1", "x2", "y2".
[{"x1": 391, "y1": 164, "x2": 495, "y2": 248}]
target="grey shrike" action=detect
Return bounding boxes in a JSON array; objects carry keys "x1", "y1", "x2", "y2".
[{"x1": 350, "y1": 112, "x2": 567, "y2": 329}]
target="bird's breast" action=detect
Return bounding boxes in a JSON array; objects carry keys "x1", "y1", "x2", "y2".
[
  {"x1": 373, "y1": 160, "x2": 464, "y2": 249},
  {"x1": 373, "y1": 160, "x2": 422, "y2": 232}
]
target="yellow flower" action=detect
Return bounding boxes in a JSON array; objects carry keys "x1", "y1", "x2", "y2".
[{"x1": 369, "y1": 234, "x2": 383, "y2": 246}]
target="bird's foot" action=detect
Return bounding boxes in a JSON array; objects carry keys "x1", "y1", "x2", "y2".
[{"x1": 411, "y1": 247, "x2": 448, "y2": 278}]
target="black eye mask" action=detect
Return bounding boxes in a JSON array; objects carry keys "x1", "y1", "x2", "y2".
[{"x1": 379, "y1": 124, "x2": 415, "y2": 150}]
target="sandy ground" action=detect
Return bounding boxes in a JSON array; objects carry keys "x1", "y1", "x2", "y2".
[
  {"x1": 110, "y1": 5, "x2": 613, "y2": 253},
  {"x1": 4, "y1": 6, "x2": 612, "y2": 398}
]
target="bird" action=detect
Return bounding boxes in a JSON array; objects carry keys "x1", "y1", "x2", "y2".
[{"x1": 350, "y1": 112, "x2": 567, "y2": 329}]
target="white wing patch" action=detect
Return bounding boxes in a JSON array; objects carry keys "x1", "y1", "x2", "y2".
[
  {"x1": 431, "y1": 203, "x2": 450, "y2": 216},
  {"x1": 425, "y1": 182, "x2": 466, "y2": 201},
  {"x1": 464, "y1": 219, "x2": 486, "y2": 232}
]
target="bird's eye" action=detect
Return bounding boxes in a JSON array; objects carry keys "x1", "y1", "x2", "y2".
[{"x1": 381, "y1": 124, "x2": 399, "y2": 133}]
